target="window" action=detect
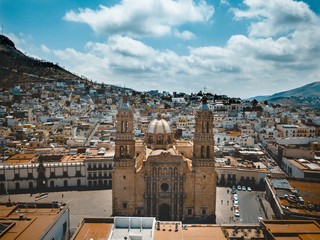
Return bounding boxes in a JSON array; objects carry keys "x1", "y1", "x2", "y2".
[
  {"x1": 63, "y1": 222, "x2": 67, "y2": 234},
  {"x1": 123, "y1": 203, "x2": 128, "y2": 209},
  {"x1": 187, "y1": 208, "x2": 193, "y2": 216},
  {"x1": 123, "y1": 175, "x2": 126, "y2": 179},
  {"x1": 161, "y1": 183, "x2": 169, "y2": 192},
  {"x1": 201, "y1": 209, "x2": 206, "y2": 215}
]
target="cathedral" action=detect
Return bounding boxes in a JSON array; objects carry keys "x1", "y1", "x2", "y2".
[{"x1": 112, "y1": 96, "x2": 216, "y2": 223}]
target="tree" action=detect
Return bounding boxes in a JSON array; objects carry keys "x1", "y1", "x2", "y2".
[{"x1": 251, "y1": 99, "x2": 258, "y2": 110}]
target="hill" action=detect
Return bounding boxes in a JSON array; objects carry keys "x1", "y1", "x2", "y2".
[
  {"x1": 248, "y1": 81, "x2": 320, "y2": 101},
  {"x1": 270, "y1": 81, "x2": 320, "y2": 99},
  {"x1": 0, "y1": 34, "x2": 85, "y2": 89}
]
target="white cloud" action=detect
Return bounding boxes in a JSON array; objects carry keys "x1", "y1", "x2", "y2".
[
  {"x1": 9, "y1": 0, "x2": 320, "y2": 98},
  {"x1": 173, "y1": 29, "x2": 196, "y2": 40},
  {"x1": 40, "y1": 44, "x2": 51, "y2": 53},
  {"x1": 233, "y1": 0, "x2": 318, "y2": 37},
  {"x1": 220, "y1": 0, "x2": 230, "y2": 6},
  {"x1": 64, "y1": 0, "x2": 214, "y2": 38}
]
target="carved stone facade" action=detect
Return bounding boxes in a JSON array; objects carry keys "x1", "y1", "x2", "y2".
[{"x1": 112, "y1": 96, "x2": 216, "y2": 222}]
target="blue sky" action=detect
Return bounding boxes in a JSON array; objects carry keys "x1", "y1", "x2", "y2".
[{"x1": 1, "y1": 0, "x2": 320, "y2": 98}]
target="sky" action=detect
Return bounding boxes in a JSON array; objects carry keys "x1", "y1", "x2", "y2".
[{"x1": 0, "y1": 0, "x2": 320, "y2": 98}]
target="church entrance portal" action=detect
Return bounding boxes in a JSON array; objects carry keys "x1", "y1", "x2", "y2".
[{"x1": 159, "y1": 204, "x2": 171, "y2": 221}]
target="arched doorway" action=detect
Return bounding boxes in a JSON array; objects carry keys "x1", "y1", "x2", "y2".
[{"x1": 159, "y1": 204, "x2": 171, "y2": 221}]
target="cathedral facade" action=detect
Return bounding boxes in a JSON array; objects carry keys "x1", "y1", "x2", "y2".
[{"x1": 112, "y1": 96, "x2": 216, "y2": 222}]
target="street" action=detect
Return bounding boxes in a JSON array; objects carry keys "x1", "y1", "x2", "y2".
[{"x1": 216, "y1": 186, "x2": 273, "y2": 224}]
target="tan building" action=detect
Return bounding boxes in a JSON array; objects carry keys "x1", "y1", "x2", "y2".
[
  {"x1": 112, "y1": 96, "x2": 216, "y2": 222},
  {"x1": 0, "y1": 202, "x2": 70, "y2": 240}
]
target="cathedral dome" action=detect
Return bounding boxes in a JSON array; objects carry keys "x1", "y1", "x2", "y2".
[
  {"x1": 145, "y1": 114, "x2": 173, "y2": 150},
  {"x1": 147, "y1": 119, "x2": 171, "y2": 135}
]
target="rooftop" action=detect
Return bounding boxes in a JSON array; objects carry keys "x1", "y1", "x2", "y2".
[
  {"x1": 262, "y1": 220, "x2": 320, "y2": 239},
  {"x1": 270, "y1": 178, "x2": 320, "y2": 219},
  {"x1": 71, "y1": 217, "x2": 227, "y2": 240},
  {"x1": 0, "y1": 202, "x2": 68, "y2": 240}
]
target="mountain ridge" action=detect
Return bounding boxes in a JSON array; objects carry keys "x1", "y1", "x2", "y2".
[
  {"x1": 247, "y1": 81, "x2": 320, "y2": 101},
  {"x1": 0, "y1": 34, "x2": 86, "y2": 89}
]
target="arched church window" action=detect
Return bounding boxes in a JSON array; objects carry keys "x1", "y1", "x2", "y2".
[
  {"x1": 206, "y1": 146, "x2": 210, "y2": 158},
  {"x1": 120, "y1": 146, "x2": 125, "y2": 157},
  {"x1": 202, "y1": 122, "x2": 207, "y2": 133},
  {"x1": 157, "y1": 135, "x2": 164, "y2": 144},
  {"x1": 201, "y1": 146, "x2": 205, "y2": 158}
]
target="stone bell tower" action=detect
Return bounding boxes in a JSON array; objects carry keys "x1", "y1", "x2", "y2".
[
  {"x1": 192, "y1": 95, "x2": 216, "y2": 222},
  {"x1": 113, "y1": 95, "x2": 136, "y2": 216}
]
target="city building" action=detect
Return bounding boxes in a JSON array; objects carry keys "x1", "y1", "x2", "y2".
[
  {"x1": 265, "y1": 178, "x2": 320, "y2": 221},
  {"x1": 0, "y1": 148, "x2": 114, "y2": 194},
  {"x1": 0, "y1": 202, "x2": 70, "y2": 240},
  {"x1": 112, "y1": 96, "x2": 216, "y2": 222}
]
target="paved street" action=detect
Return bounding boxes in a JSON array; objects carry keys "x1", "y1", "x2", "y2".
[
  {"x1": 216, "y1": 186, "x2": 274, "y2": 224},
  {"x1": 1, "y1": 186, "x2": 274, "y2": 233}
]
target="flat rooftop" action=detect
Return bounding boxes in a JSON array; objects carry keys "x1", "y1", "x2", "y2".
[
  {"x1": 262, "y1": 220, "x2": 320, "y2": 239},
  {"x1": 72, "y1": 217, "x2": 227, "y2": 240},
  {"x1": 271, "y1": 178, "x2": 320, "y2": 218},
  {"x1": 0, "y1": 202, "x2": 67, "y2": 240}
]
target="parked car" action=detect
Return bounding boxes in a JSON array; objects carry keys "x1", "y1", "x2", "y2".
[
  {"x1": 235, "y1": 210, "x2": 240, "y2": 217},
  {"x1": 242, "y1": 186, "x2": 246, "y2": 191},
  {"x1": 247, "y1": 186, "x2": 252, "y2": 192},
  {"x1": 234, "y1": 200, "x2": 239, "y2": 207},
  {"x1": 233, "y1": 194, "x2": 238, "y2": 201},
  {"x1": 237, "y1": 185, "x2": 242, "y2": 190}
]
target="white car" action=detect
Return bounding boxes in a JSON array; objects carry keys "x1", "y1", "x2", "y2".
[
  {"x1": 247, "y1": 186, "x2": 252, "y2": 192},
  {"x1": 233, "y1": 194, "x2": 238, "y2": 201},
  {"x1": 242, "y1": 186, "x2": 246, "y2": 191},
  {"x1": 235, "y1": 210, "x2": 240, "y2": 217},
  {"x1": 234, "y1": 200, "x2": 239, "y2": 207}
]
